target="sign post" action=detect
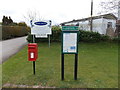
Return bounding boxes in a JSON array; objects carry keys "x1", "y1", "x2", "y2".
[
  {"x1": 33, "y1": 60, "x2": 35, "y2": 75},
  {"x1": 28, "y1": 20, "x2": 52, "y2": 75},
  {"x1": 33, "y1": 35, "x2": 35, "y2": 75},
  {"x1": 30, "y1": 20, "x2": 52, "y2": 47},
  {"x1": 61, "y1": 26, "x2": 79, "y2": 80}
]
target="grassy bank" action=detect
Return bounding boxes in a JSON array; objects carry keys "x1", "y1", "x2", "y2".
[{"x1": 2, "y1": 42, "x2": 118, "y2": 88}]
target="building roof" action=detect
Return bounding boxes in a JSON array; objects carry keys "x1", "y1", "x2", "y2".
[{"x1": 60, "y1": 13, "x2": 117, "y2": 25}]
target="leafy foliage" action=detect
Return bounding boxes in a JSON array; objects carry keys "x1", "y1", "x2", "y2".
[
  {"x1": 2, "y1": 26, "x2": 30, "y2": 40},
  {"x1": 27, "y1": 26, "x2": 118, "y2": 43},
  {"x1": 2, "y1": 16, "x2": 13, "y2": 25}
]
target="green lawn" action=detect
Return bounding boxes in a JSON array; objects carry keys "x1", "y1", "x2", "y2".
[
  {"x1": 2, "y1": 42, "x2": 118, "y2": 88},
  {"x1": 0, "y1": 64, "x2": 2, "y2": 88}
]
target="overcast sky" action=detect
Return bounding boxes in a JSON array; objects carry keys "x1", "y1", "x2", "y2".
[{"x1": 0, "y1": 0, "x2": 110, "y2": 25}]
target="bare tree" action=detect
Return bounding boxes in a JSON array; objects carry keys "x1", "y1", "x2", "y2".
[
  {"x1": 23, "y1": 10, "x2": 42, "y2": 21},
  {"x1": 99, "y1": 0, "x2": 120, "y2": 37},
  {"x1": 23, "y1": 10, "x2": 44, "y2": 26},
  {"x1": 99, "y1": 0, "x2": 119, "y2": 17},
  {"x1": 118, "y1": 1, "x2": 120, "y2": 20}
]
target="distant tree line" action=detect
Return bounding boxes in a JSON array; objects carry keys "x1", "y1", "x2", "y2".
[
  {"x1": 2, "y1": 16, "x2": 13, "y2": 25},
  {"x1": 2, "y1": 15, "x2": 30, "y2": 40},
  {"x1": 2, "y1": 15, "x2": 27, "y2": 26}
]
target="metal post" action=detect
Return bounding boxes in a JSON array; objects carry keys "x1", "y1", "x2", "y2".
[
  {"x1": 33, "y1": 35, "x2": 35, "y2": 43},
  {"x1": 74, "y1": 54, "x2": 78, "y2": 80},
  {"x1": 33, "y1": 61, "x2": 35, "y2": 75},
  {"x1": 48, "y1": 35, "x2": 50, "y2": 48},
  {"x1": 118, "y1": 1, "x2": 120, "y2": 20},
  {"x1": 90, "y1": 0, "x2": 93, "y2": 31},
  {"x1": 61, "y1": 53, "x2": 64, "y2": 80},
  {"x1": 33, "y1": 35, "x2": 35, "y2": 75}
]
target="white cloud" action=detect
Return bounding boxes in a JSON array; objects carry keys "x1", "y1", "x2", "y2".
[{"x1": 0, "y1": 0, "x2": 105, "y2": 25}]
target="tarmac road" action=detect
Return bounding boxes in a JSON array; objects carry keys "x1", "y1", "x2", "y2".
[{"x1": 0, "y1": 36, "x2": 28, "y2": 64}]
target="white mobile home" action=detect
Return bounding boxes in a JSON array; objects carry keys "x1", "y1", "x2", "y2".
[{"x1": 61, "y1": 13, "x2": 117, "y2": 35}]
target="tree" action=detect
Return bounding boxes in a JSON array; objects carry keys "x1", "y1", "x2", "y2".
[
  {"x1": 18, "y1": 22, "x2": 27, "y2": 26},
  {"x1": 2, "y1": 16, "x2": 13, "y2": 25},
  {"x1": 99, "y1": 0, "x2": 120, "y2": 37},
  {"x1": 23, "y1": 10, "x2": 42, "y2": 21},
  {"x1": 99, "y1": 0, "x2": 119, "y2": 17},
  {"x1": 8, "y1": 16, "x2": 13, "y2": 24},
  {"x1": 2, "y1": 16, "x2": 8, "y2": 25},
  {"x1": 23, "y1": 10, "x2": 43, "y2": 27},
  {"x1": 118, "y1": 1, "x2": 120, "y2": 20}
]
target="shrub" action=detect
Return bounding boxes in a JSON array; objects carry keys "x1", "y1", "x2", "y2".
[
  {"x1": 26, "y1": 33, "x2": 34, "y2": 43},
  {"x1": 101, "y1": 35, "x2": 110, "y2": 41},
  {"x1": 27, "y1": 26, "x2": 61, "y2": 43},
  {"x1": 18, "y1": 22, "x2": 27, "y2": 26},
  {"x1": 26, "y1": 26, "x2": 117, "y2": 43},
  {"x1": 112, "y1": 37, "x2": 119, "y2": 42},
  {"x1": 79, "y1": 30, "x2": 101, "y2": 42},
  {"x1": 51, "y1": 26, "x2": 61, "y2": 42},
  {"x1": 2, "y1": 26, "x2": 30, "y2": 40}
]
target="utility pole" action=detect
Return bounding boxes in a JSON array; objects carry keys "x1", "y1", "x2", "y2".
[
  {"x1": 116, "y1": 1, "x2": 120, "y2": 37},
  {"x1": 118, "y1": 1, "x2": 120, "y2": 37},
  {"x1": 90, "y1": 0, "x2": 93, "y2": 31},
  {"x1": 118, "y1": 1, "x2": 120, "y2": 20}
]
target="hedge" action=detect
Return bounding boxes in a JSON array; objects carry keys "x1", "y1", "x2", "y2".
[
  {"x1": 2, "y1": 26, "x2": 30, "y2": 40},
  {"x1": 26, "y1": 26, "x2": 119, "y2": 43},
  {"x1": 27, "y1": 26, "x2": 61, "y2": 43}
]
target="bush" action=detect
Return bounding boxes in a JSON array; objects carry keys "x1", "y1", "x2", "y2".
[
  {"x1": 26, "y1": 33, "x2": 34, "y2": 43},
  {"x1": 18, "y1": 22, "x2": 27, "y2": 26},
  {"x1": 112, "y1": 37, "x2": 119, "y2": 42},
  {"x1": 27, "y1": 26, "x2": 61, "y2": 43},
  {"x1": 101, "y1": 35, "x2": 110, "y2": 41},
  {"x1": 26, "y1": 26, "x2": 117, "y2": 43},
  {"x1": 2, "y1": 26, "x2": 30, "y2": 40},
  {"x1": 79, "y1": 30, "x2": 102, "y2": 42},
  {"x1": 50, "y1": 26, "x2": 61, "y2": 42}
]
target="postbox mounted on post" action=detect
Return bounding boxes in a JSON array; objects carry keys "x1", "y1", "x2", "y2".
[{"x1": 28, "y1": 43, "x2": 38, "y2": 61}]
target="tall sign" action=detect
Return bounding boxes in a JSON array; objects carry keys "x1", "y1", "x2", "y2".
[
  {"x1": 61, "y1": 26, "x2": 79, "y2": 80},
  {"x1": 30, "y1": 20, "x2": 52, "y2": 47},
  {"x1": 28, "y1": 20, "x2": 52, "y2": 75},
  {"x1": 30, "y1": 20, "x2": 52, "y2": 38}
]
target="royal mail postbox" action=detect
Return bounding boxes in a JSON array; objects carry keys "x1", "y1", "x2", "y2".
[{"x1": 28, "y1": 43, "x2": 38, "y2": 61}]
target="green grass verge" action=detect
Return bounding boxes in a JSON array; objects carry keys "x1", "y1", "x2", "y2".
[
  {"x1": 2, "y1": 42, "x2": 118, "y2": 88},
  {"x1": 0, "y1": 64, "x2": 2, "y2": 88}
]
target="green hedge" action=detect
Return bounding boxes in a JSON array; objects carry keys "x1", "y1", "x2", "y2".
[
  {"x1": 27, "y1": 26, "x2": 119, "y2": 43},
  {"x1": 2, "y1": 26, "x2": 30, "y2": 40},
  {"x1": 27, "y1": 26, "x2": 61, "y2": 43}
]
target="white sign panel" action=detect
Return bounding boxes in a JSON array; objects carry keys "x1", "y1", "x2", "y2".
[
  {"x1": 63, "y1": 33, "x2": 77, "y2": 53},
  {"x1": 30, "y1": 20, "x2": 52, "y2": 37},
  {"x1": 35, "y1": 34, "x2": 48, "y2": 38}
]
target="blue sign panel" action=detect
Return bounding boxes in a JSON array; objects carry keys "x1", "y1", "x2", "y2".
[
  {"x1": 70, "y1": 46, "x2": 76, "y2": 50},
  {"x1": 34, "y1": 22, "x2": 47, "y2": 26}
]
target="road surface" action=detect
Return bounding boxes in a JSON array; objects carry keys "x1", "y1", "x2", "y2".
[{"x1": 0, "y1": 36, "x2": 28, "y2": 64}]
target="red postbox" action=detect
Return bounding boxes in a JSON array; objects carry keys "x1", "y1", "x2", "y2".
[{"x1": 28, "y1": 43, "x2": 38, "y2": 61}]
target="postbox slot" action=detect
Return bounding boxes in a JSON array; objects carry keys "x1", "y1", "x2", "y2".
[
  {"x1": 29, "y1": 46, "x2": 35, "y2": 49},
  {"x1": 29, "y1": 47, "x2": 35, "y2": 49}
]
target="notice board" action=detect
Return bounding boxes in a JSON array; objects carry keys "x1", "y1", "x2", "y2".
[{"x1": 62, "y1": 32, "x2": 78, "y2": 54}]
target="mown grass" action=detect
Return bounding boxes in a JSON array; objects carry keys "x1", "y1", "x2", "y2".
[
  {"x1": 2, "y1": 42, "x2": 118, "y2": 88},
  {"x1": 0, "y1": 64, "x2": 2, "y2": 88}
]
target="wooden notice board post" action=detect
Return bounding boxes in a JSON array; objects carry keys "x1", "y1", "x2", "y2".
[{"x1": 61, "y1": 26, "x2": 79, "y2": 80}]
